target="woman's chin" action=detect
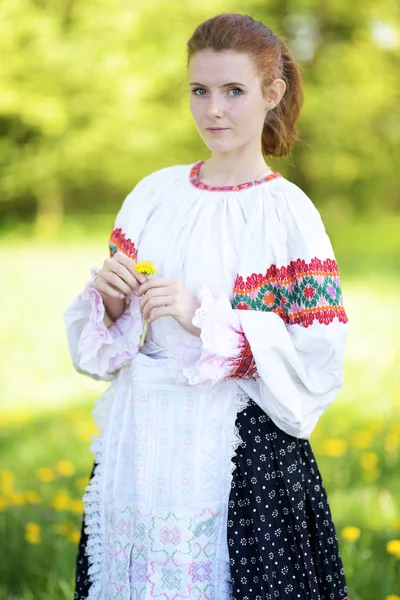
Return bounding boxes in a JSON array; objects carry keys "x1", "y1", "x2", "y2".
[{"x1": 202, "y1": 139, "x2": 237, "y2": 154}]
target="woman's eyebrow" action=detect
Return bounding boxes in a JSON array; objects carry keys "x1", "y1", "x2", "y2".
[{"x1": 189, "y1": 81, "x2": 248, "y2": 88}]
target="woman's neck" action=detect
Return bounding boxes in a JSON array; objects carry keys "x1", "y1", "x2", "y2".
[{"x1": 200, "y1": 150, "x2": 273, "y2": 187}]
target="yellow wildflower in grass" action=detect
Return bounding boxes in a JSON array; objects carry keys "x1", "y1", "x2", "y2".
[
  {"x1": 75, "y1": 420, "x2": 99, "y2": 442},
  {"x1": 25, "y1": 490, "x2": 40, "y2": 504},
  {"x1": 385, "y1": 432, "x2": 399, "y2": 453},
  {"x1": 1, "y1": 469, "x2": 15, "y2": 491},
  {"x1": 341, "y1": 526, "x2": 361, "y2": 542},
  {"x1": 319, "y1": 438, "x2": 348, "y2": 457},
  {"x1": 363, "y1": 467, "x2": 379, "y2": 483},
  {"x1": 386, "y1": 595, "x2": 400, "y2": 600},
  {"x1": 133, "y1": 260, "x2": 158, "y2": 346},
  {"x1": 68, "y1": 499, "x2": 84, "y2": 514},
  {"x1": 52, "y1": 489, "x2": 70, "y2": 511},
  {"x1": 36, "y1": 467, "x2": 55, "y2": 482},
  {"x1": 351, "y1": 430, "x2": 374, "y2": 449},
  {"x1": 56, "y1": 460, "x2": 76, "y2": 477},
  {"x1": 25, "y1": 522, "x2": 41, "y2": 544},
  {"x1": 76, "y1": 476, "x2": 89, "y2": 490},
  {"x1": 68, "y1": 529, "x2": 81, "y2": 543},
  {"x1": 6, "y1": 491, "x2": 25, "y2": 506},
  {"x1": 55, "y1": 521, "x2": 75, "y2": 536},
  {"x1": 0, "y1": 498, "x2": 7, "y2": 511},
  {"x1": 360, "y1": 452, "x2": 378, "y2": 469},
  {"x1": 386, "y1": 539, "x2": 400, "y2": 559}
]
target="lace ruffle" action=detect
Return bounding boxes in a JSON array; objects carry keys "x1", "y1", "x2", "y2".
[
  {"x1": 77, "y1": 269, "x2": 143, "y2": 378},
  {"x1": 82, "y1": 382, "x2": 117, "y2": 599},
  {"x1": 182, "y1": 285, "x2": 246, "y2": 386}
]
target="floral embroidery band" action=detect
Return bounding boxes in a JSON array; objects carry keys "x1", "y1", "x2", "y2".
[
  {"x1": 229, "y1": 333, "x2": 259, "y2": 380},
  {"x1": 232, "y1": 257, "x2": 348, "y2": 328},
  {"x1": 189, "y1": 160, "x2": 282, "y2": 192},
  {"x1": 109, "y1": 226, "x2": 137, "y2": 259}
]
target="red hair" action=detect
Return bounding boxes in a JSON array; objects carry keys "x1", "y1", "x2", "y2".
[{"x1": 187, "y1": 13, "x2": 304, "y2": 157}]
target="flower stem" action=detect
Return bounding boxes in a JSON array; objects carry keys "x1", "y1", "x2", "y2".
[{"x1": 140, "y1": 319, "x2": 148, "y2": 347}]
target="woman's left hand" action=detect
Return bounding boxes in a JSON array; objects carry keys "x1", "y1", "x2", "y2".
[{"x1": 135, "y1": 278, "x2": 201, "y2": 337}]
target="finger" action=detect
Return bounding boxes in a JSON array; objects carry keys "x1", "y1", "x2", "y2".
[
  {"x1": 113, "y1": 252, "x2": 147, "y2": 283},
  {"x1": 104, "y1": 270, "x2": 136, "y2": 296},
  {"x1": 141, "y1": 296, "x2": 172, "y2": 321},
  {"x1": 108, "y1": 254, "x2": 146, "y2": 288},
  {"x1": 96, "y1": 278, "x2": 125, "y2": 300},
  {"x1": 148, "y1": 306, "x2": 175, "y2": 324},
  {"x1": 136, "y1": 278, "x2": 175, "y2": 297}
]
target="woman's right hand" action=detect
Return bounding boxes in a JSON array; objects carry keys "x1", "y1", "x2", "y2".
[{"x1": 94, "y1": 252, "x2": 147, "y2": 323}]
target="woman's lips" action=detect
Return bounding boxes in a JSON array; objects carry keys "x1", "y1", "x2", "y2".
[{"x1": 206, "y1": 128, "x2": 229, "y2": 134}]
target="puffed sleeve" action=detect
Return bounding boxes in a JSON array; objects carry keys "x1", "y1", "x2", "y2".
[
  {"x1": 63, "y1": 177, "x2": 152, "y2": 381},
  {"x1": 183, "y1": 183, "x2": 349, "y2": 439}
]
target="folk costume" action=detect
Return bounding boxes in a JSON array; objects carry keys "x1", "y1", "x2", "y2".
[{"x1": 65, "y1": 161, "x2": 349, "y2": 600}]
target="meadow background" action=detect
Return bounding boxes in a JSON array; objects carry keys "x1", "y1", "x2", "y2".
[{"x1": 1, "y1": 0, "x2": 400, "y2": 599}]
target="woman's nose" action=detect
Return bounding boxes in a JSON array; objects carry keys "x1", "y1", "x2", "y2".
[{"x1": 206, "y1": 96, "x2": 224, "y2": 117}]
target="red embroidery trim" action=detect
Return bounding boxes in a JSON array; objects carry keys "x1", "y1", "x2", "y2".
[
  {"x1": 229, "y1": 333, "x2": 259, "y2": 379},
  {"x1": 232, "y1": 257, "x2": 349, "y2": 328},
  {"x1": 109, "y1": 226, "x2": 137, "y2": 259},
  {"x1": 189, "y1": 160, "x2": 282, "y2": 192}
]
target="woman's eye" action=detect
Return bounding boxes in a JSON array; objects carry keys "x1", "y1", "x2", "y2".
[
  {"x1": 228, "y1": 87, "x2": 243, "y2": 97},
  {"x1": 192, "y1": 88, "x2": 208, "y2": 96}
]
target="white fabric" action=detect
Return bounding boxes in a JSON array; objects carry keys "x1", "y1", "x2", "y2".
[{"x1": 64, "y1": 163, "x2": 348, "y2": 599}]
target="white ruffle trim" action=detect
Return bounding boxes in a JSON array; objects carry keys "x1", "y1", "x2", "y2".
[
  {"x1": 82, "y1": 381, "x2": 116, "y2": 599},
  {"x1": 77, "y1": 269, "x2": 143, "y2": 378},
  {"x1": 183, "y1": 285, "x2": 244, "y2": 386}
]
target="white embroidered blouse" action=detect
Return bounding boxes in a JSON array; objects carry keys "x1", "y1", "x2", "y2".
[{"x1": 64, "y1": 161, "x2": 349, "y2": 600}]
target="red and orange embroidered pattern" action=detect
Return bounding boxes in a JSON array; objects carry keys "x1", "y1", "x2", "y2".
[
  {"x1": 229, "y1": 257, "x2": 348, "y2": 379},
  {"x1": 232, "y1": 257, "x2": 348, "y2": 328},
  {"x1": 189, "y1": 160, "x2": 282, "y2": 192},
  {"x1": 109, "y1": 226, "x2": 137, "y2": 259},
  {"x1": 230, "y1": 334, "x2": 259, "y2": 379}
]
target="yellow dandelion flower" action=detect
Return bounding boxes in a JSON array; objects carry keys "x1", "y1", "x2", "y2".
[
  {"x1": 6, "y1": 491, "x2": 24, "y2": 506},
  {"x1": 352, "y1": 430, "x2": 374, "y2": 449},
  {"x1": 76, "y1": 476, "x2": 89, "y2": 490},
  {"x1": 68, "y1": 499, "x2": 84, "y2": 514},
  {"x1": 56, "y1": 460, "x2": 75, "y2": 477},
  {"x1": 341, "y1": 526, "x2": 361, "y2": 542},
  {"x1": 133, "y1": 260, "x2": 158, "y2": 276},
  {"x1": 386, "y1": 595, "x2": 400, "y2": 600},
  {"x1": 75, "y1": 421, "x2": 99, "y2": 441},
  {"x1": 1, "y1": 469, "x2": 15, "y2": 491},
  {"x1": 55, "y1": 522, "x2": 74, "y2": 536},
  {"x1": 386, "y1": 539, "x2": 400, "y2": 559},
  {"x1": 25, "y1": 522, "x2": 41, "y2": 544},
  {"x1": 363, "y1": 467, "x2": 379, "y2": 483},
  {"x1": 361, "y1": 452, "x2": 378, "y2": 469},
  {"x1": 25, "y1": 490, "x2": 40, "y2": 504},
  {"x1": 68, "y1": 529, "x2": 81, "y2": 543},
  {"x1": 36, "y1": 467, "x2": 55, "y2": 482},
  {"x1": 133, "y1": 260, "x2": 158, "y2": 346},
  {"x1": 319, "y1": 438, "x2": 348, "y2": 457},
  {"x1": 52, "y1": 489, "x2": 70, "y2": 511},
  {"x1": 0, "y1": 497, "x2": 7, "y2": 511},
  {"x1": 385, "y1": 433, "x2": 399, "y2": 453}
]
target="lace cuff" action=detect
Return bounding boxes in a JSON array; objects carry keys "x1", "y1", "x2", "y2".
[
  {"x1": 183, "y1": 285, "x2": 258, "y2": 386},
  {"x1": 77, "y1": 269, "x2": 143, "y2": 377}
]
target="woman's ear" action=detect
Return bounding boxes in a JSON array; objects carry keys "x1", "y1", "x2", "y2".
[{"x1": 265, "y1": 78, "x2": 286, "y2": 110}]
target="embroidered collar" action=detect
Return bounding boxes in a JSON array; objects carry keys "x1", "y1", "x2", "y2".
[{"x1": 189, "y1": 160, "x2": 282, "y2": 192}]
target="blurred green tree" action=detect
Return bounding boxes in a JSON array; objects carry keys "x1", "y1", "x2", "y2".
[{"x1": 0, "y1": 0, "x2": 399, "y2": 234}]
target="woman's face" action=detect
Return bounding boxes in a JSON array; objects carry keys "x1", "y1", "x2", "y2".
[{"x1": 188, "y1": 49, "x2": 269, "y2": 155}]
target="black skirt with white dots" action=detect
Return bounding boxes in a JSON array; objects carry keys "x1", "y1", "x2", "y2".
[
  {"x1": 228, "y1": 399, "x2": 348, "y2": 600},
  {"x1": 74, "y1": 399, "x2": 348, "y2": 600}
]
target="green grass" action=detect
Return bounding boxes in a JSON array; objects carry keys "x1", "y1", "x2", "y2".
[{"x1": 0, "y1": 225, "x2": 399, "y2": 599}]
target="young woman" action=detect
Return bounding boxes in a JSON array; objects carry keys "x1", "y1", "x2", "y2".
[{"x1": 65, "y1": 13, "x2": 349, "y2": 600}]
